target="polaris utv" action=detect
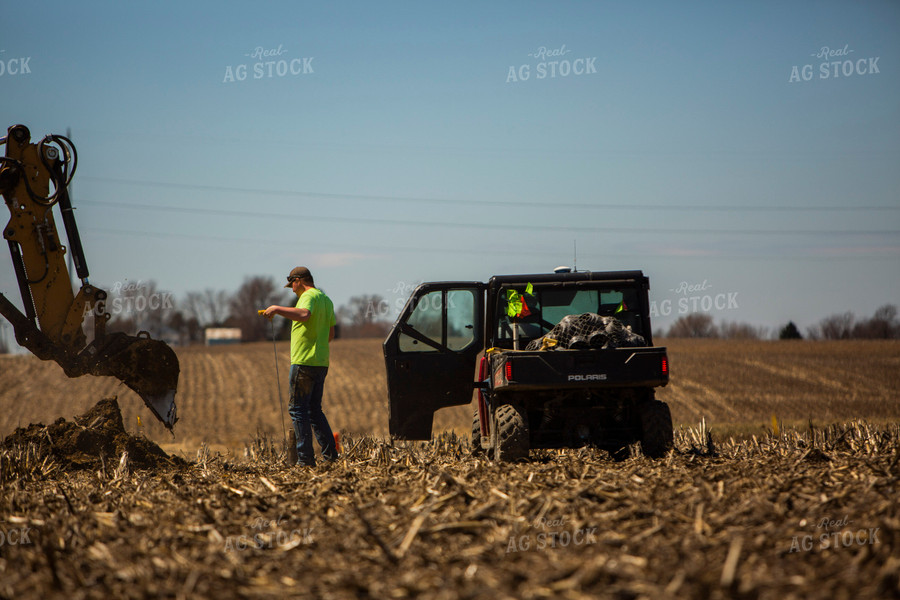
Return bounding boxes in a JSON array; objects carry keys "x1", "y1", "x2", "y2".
[{"x1": 383, "y1": 269, "x2": 672, "y2": 461}]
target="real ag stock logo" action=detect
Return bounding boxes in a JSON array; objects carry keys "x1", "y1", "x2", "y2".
[
  {"x1": 82, "y1": 280, "x2": 175, "y2": 318},
  {"x1": 649, "y1": 279, "x2": 739, "y2": 318},
  {"x1": 0, "y1": 517, "x2": 33, "y2": 547},
  {"x1": 0, "y1": 49, "x2": 32, "y2": 77},
  {"x1": 224, "y1": 516, "x2": 314, "y2": 552},
  {"x1": 789, "y1": 44, "x2": 880, "y2": 83},
  {"x1": 506, "y1": 44, "x2": 598, "y2": 83},
  {"x1": 789, "y1": 515, "x2": 880, "y2": 553},
  {"x1": 223, "y1": 44, "x2": 314, "y2": 83},
  {"x1": 506, "y1": 515, "x2": 598, "y2": 553}
]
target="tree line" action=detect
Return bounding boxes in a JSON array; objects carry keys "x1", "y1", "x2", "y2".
[
  {"x1": 103, "y1": 276, "x2": 295, "y2": 344},
  {"x1": 334, "y1": 295, "x2": 900, "y2": 342},
  {"x1": 103, "y1": 283, "x2": 395, "y2": 344},
  {"x1": 0, "y1": 281, "x2": 391, "y2": 352},
  {"x1": 0, "y1": 287, "x2": 895, "y2": 352},
  {"x1": 661, "y1": 304, "x2": 899, "y2": 340}
]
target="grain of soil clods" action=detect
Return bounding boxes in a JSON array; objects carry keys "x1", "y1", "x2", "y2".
[{"x1": 1, "y1": 407, "x2": 897, "y2": 600}]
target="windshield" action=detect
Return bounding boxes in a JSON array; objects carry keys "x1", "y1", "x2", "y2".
[{"x1": 494, "y1": 284, "x2": 642, "y2": 348}]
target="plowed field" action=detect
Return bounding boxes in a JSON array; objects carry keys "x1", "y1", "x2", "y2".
[
  {"x1": 1, "y1": 339, "x2": 897, "y2": 451},
  {"x1": 1, "y1": 339, "x2": 898, "y2": 599}
]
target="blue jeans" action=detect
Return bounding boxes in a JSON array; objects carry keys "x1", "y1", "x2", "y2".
[{"x1": 288, "y1": 364, "x2": 338, "y2": 466}]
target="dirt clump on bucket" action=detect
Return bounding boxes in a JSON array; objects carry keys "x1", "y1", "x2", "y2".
[{"x1": 1, "y1": 396, "x2": 182, "y2": 472}]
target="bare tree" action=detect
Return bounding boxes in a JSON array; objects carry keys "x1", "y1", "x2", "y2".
[
  {"x1": 185, "y1": 289, "x2": 231, "y2": 327},
  {"x1": 167, "y1": 311, "x2": 202, "y2": 346},
  {"x1": 667, "y1": 313, "x2": 718, "y2": 338},
  {"x1": 337, "y1": 294, "x2": 392, "y2": 338},
  {"x1": 852, "y1": 304, "x2": 898, "y2": 339},
  {"x1": 228, "y1": 276, "x2": 292, "y2": 342},
  {"x1": 718, "y1": 321, "x2": 768, "y2": 340},
  {"x1": 817, "y1": 312, "x2": 855, "y2": 340}
]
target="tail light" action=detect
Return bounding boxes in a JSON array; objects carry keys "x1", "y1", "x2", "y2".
[
  {"x1": 661, "y1": 356, "x2": 669, "y2": 375},
  {"x1": 505, "y1": 360, "x2": 513, "y2": 380},
  {"x1": 478, "y1": 356, "x2": 487, "y2": 402}
]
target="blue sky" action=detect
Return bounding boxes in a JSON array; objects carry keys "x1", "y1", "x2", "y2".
[{"x1": 1, "y1": 0, "x2": 898, "y2": 344}]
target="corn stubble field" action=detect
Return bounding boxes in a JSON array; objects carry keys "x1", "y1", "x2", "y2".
[{"x1": 0, "y1": 339, "x2": 898, "y2": 598}]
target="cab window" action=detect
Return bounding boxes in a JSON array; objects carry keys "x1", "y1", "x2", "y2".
[
  {"x1": 398, "y1": 290, "x2": 442, "y2": 352},
  {"x1": 495, "y1": 285, "x2": 643, "y2": 348},
  {"x1": 398, "y1": 289, "x2": 477, "y2": 352}
]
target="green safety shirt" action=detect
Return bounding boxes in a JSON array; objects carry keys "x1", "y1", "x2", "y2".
[{"x1": 290, "y1": 288, "x2": 336, "y2": 366}]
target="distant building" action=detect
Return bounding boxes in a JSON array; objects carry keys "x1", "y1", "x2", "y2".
[{"x1": 205, "y1": 327, "x2": 242, "y2": 346}]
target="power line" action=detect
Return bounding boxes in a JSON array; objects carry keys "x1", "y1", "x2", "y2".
[
  {"x1": 74, "y1": 129, "x2": 900, "y2": 161},
  {"x1": 80, "y1": 226, "x2": 899, "y2": 262},
  {"x1": 78, "y1": 175, "x2": 900, "y2": 213},
  {"x1": 77, "y1": 199, "x2": 900, "y2": 236},
  {"x1": 80, "y1": 226, "x2": 553, "y2": 256}
]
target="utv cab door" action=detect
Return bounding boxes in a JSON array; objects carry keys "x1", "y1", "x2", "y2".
[{"x1": 384, "y1": 282, "x2": 485, "y2": 439}]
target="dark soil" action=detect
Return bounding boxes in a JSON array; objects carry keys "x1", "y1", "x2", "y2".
[
  {"x1": 0, "y1": 422, "x2": 897, "y2": 599},
  {"x1": 0, "y1": 397, "x2": 182, "y2": 471}
]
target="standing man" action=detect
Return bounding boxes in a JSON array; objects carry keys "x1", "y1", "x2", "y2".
[{"x1": 264, "y1": 266, "x2": 338, "y2": 466}]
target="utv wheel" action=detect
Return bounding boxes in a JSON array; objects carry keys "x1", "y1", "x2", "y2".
[
  {"x1": 493, "y1": 403, "x2": 529, "y2": 462},
  {"x1": 639, "y1": 400, "x2": 673, "y2": 458},
  {"x1": 471, "y1": 409, "x2": 484, "y2": 455}
]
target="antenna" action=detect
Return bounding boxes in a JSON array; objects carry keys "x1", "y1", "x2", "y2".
[{"x1": 573, "y1": 240, "x2": 577, "y2": 273}]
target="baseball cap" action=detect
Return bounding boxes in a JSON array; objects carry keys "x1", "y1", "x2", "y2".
[{"x1": 285, "y1": 266, "x2": 312, "y2": 287}]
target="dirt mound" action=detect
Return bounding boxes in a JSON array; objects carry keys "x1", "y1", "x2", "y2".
[{"x1": 1, "y1": 397, "x2": 182, "y2": 472}]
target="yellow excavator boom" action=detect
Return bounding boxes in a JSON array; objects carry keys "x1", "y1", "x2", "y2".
[{"x1": 0, "y1": 124, "x2": 179, "y2": 428}]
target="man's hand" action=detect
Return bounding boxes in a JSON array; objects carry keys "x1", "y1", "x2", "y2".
[{"x1": 263, "y1": 305, "x2": 311, "y2": 322}]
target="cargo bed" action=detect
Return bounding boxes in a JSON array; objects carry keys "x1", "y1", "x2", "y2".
[{"x1": 488, "y1": 346, "x2": 669, "y2": 392}]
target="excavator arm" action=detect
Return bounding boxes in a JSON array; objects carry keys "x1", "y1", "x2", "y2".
[{"x1": 0, "y1": 124, "x2": 179, "y2": 428}]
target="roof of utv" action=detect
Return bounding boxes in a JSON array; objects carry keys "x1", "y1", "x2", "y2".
[{"x1": 487, "y1": 270, "x2": 648, "y2": 288}]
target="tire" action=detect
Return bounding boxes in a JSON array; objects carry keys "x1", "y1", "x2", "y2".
[
  {"x1": 471, "y1": 409, "x2": 484, "y2": 455},
  {"x1": 493, "y1": 403, "x2": 529, "y2": 462},
  {"x1": 639, "y1": 400, "x2": 673, "y2": 458}
]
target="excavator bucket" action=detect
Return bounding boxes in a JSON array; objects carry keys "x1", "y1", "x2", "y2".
[{"x1": 91, "y1": 333, "x2": 180, "y2": 429}]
